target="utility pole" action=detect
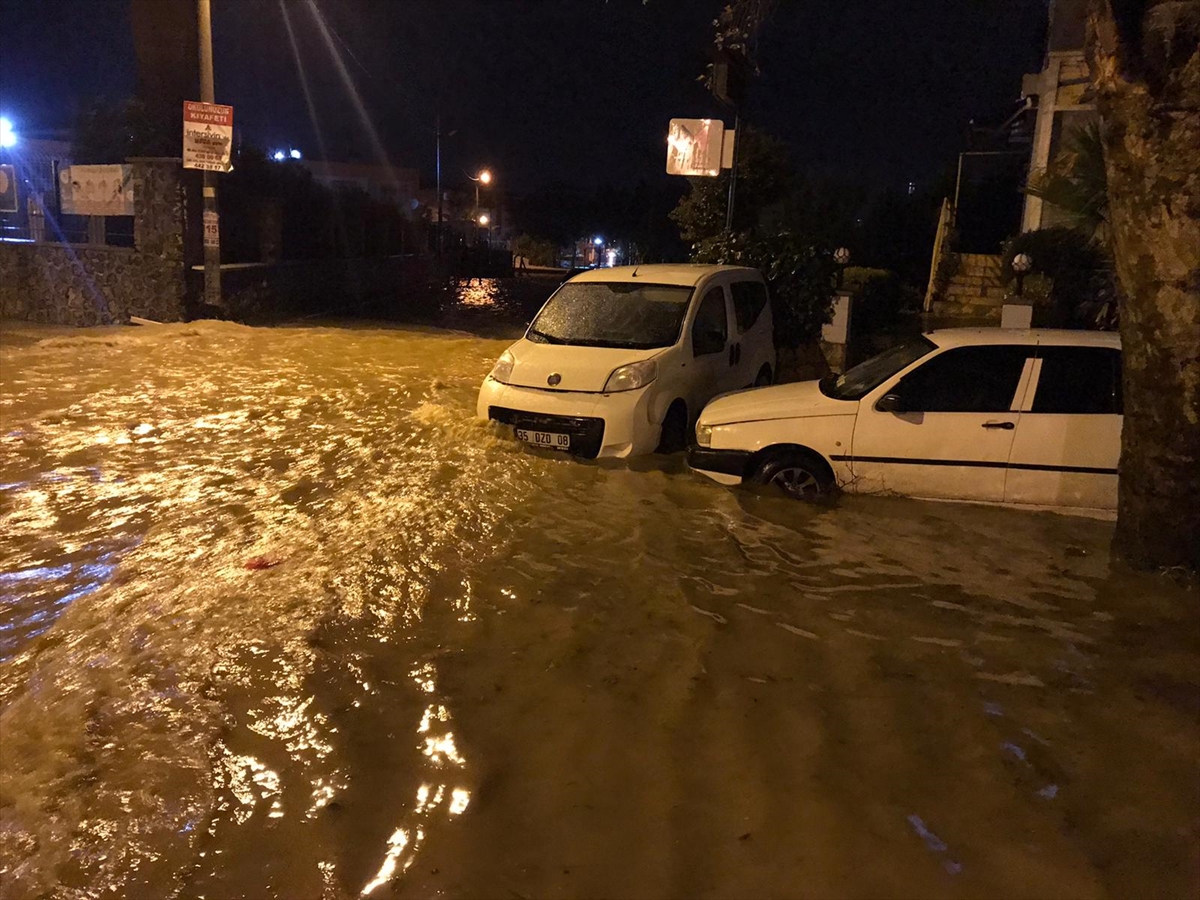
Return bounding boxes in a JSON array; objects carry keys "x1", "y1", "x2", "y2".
[
  {"x1": 725, "y1": 113, "x2": 740, "y2": 235},
  {"x1": 197, "y1": 0, "x2": 221, "y2": 306},
  {"x1": 435, "y1": 114, "x2": 443, "y2": 256}
]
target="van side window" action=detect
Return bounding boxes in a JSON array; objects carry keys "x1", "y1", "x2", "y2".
[
  {"x1": 692, "y1": 287, "x2": 728, "y2": 356},
  {"x1": 1032, "y1": 347, "x2": 1123, "y2": 414},
  {"x1": 893, "y1": 346, "x2": 1032, "y2": 413},
  {"x1": 731, "y1": 281, "x2": 768, "y2": 333}
]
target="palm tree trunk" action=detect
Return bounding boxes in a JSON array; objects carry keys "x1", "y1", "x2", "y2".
[{"x1": 1087, "y1": 1, "x2": 1200, "y2": 570}]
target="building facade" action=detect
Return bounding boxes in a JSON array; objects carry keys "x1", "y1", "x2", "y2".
[{"x1": 1019, "y1": 0, "x2": 1097, "y2": 232}]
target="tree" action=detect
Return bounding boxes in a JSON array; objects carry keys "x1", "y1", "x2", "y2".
[
  {"x1": 1086, "y1": 1, "x2": 1200, "y2": 570},
  {"x1": 669, "y1": 127, "x2": 793, "y2": 243}
]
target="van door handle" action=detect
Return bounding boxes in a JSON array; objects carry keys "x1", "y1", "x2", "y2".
[
  {"x1": 981, "y1": 421, "x2": 1015, "y2": 430},
  {"x1": 728, "y1": 344, "x2": 737, "y2": 366}
]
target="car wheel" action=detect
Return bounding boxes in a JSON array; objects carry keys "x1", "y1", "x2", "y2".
[
  {"x1": 752, "y1": 450, "x2": 834, "y2": 500},
  {"x1": 754, "y1": 365, "x2": 773, "y2": 387},
  {"x1": 656, "y1": 400, "x2": 688, "y2": 454}
]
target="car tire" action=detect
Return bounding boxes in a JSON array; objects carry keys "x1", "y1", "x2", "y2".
[
  {"x1": 752, "y1": 449, "x2": 834, "y2": 500},
  {"x1": 656, "y1": 400, "x2": 688, "y2": 454},
  {"x1": 754, "y1": 365, "x2": 773, "y2": 387}
]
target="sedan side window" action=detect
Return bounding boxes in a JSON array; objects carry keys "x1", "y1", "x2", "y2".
[
  {"x1": 1032, "y1": 347, "x2": 1122, "y2": 414},
  {"x1": 892, "y1": 346, "x2": 1032, "y2": 413},
  {"x1": 692, "y1": 287, "x2": 728, "y2": 356}
]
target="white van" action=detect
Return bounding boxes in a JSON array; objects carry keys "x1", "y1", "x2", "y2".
[
  {"x1": 478, "y1": 264, "x2": 775, "y2": 458},
  {"x1": 689, "y1": 328, "x2": 1123, "y2": 511}
]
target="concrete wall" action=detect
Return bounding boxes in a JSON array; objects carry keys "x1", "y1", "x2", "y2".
[{"x1": 0, "y1": 158, "x2": 186, "y2": 325}]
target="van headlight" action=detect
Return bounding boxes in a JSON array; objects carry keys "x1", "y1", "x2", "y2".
[
  {"x1": 695, "y1": 423, "x2": 713, "y2": 447},
  {"x1": 603, "y1": 359, "x2": 657, "y2": 393},
  {"x1": 489, "y1": 350, "x2": 515, "y2": 384}
]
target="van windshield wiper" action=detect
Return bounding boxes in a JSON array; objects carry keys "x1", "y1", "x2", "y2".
[{"x1": 527, "y1": 327, "x2": 566, "y2": 344}]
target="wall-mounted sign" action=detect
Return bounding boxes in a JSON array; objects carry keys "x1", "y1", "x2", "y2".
[
  {"x1": 666, "y1": 118, "x2": 735, "y2": 177},
  {"x1": 59, "y1": 165, "x2": 134, "y2": 216},
  {"x1": 0, "y1": 164, "x2": 17, "y2": 213},
  {"x1": 183, "y1": 101, "x2": 233, "y2": 173}
]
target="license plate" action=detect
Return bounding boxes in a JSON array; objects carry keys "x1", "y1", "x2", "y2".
[{"x1": 515, "y1": 428, "x2": 571, "y2": 450}]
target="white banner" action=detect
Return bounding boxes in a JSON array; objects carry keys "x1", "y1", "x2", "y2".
[{"x1": 59, "y1": 165, "x2": 134, "y2": 216}]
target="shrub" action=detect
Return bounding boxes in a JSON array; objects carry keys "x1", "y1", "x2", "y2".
[
  {"x1": 851, "y1": 271, "x2": 922, "y2": 335},
  {"x1": 693, "y1": 231, "x2": 836, "y2": 349},
  {"x1": 1001, "y1": 227, "x2": 1118, "y2": 328}
]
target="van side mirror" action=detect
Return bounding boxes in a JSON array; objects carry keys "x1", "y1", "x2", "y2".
[{"x1": 876, "y1": 393, "x2": 906, "y2": 413}]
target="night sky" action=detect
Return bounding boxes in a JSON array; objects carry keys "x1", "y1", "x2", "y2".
[{"x1": 1, "y1": 0, "x2": 1049, "y2": 192}]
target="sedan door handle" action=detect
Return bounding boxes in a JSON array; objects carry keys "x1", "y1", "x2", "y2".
[{"x1": 981, "y1": 421, "x2": 1015, "y2": 430}]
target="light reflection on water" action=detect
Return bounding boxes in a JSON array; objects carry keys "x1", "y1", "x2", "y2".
[{"x1": 0, "y1": 320, "x2": 1195, "y2": 899}]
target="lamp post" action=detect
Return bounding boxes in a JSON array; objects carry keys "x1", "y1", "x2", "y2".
[
  {"x1": 1011, "y1": 252, "x2": 1033, "y2": 296},
  {"x1": 833, "y1": 246, "x2": 851, "y2": 289},
  {"x1": 469, "y1": 168, "x2": 493, "y2": 214}
]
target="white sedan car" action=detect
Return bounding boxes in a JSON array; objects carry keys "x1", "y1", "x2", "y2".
[
  {"x1": 479, "y1": 264, "x2": 775, "y2": 458},
  {"x1": 688, "y1": 328, "x2": 1123, "y2": 511}
]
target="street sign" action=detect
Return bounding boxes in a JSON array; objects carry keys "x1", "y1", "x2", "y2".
[
  {"x1": 203, "y1": 210, "x2": 219, "y2": 248},
  {"x1": 666, "y1": 119, "x2": 734, "y2": 177},
  {"x1": 183, "y1": 101, "x2": 233, "y2": 172},
  {"x1": 0, "y1": 164, "x2": 17, "y2": 213}
]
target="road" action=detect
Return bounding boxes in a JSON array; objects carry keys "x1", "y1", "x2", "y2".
[{"x1": 1, "y1": 311, "x2": 1196, "y2": 899}]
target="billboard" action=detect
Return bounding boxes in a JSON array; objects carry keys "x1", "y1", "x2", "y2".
[
  {"x1": 0, "y1": 164, "x2": 16, "y2": 214},
  {"x1": 183, "y1": 101, "x2": 233, "y2": 172},
  {"x1": 59, "y1": 165, "x2": 135, "y2": 216},
  {"x1": 666, "y1": 119, "x2": 734, "y2": 177}
]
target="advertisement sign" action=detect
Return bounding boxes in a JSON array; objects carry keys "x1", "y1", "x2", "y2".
[
  {"x1": 0, "y1": 164, "x2": 16, "y2": 213},
  {"x1": 183, "y1": 101, "x2": 234, "y2": 172},
  {"x1": 59, "y1": 165, "x2": 134, "y2": 216},
  {"x1": 666, "y1": 118, "x2": 731, "y2": 177}
]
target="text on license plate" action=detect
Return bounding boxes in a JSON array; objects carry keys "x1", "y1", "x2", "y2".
[{"x1": 515, "y1": 428, "x2": 571, "y2": 450}]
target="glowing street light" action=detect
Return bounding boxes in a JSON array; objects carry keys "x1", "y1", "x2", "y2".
[
  {"x1": 478, "y1": 213, "x2": 490, "y2": 226},
  {"x1": 0, "y1": 117, "x2": 17, "y2": 149},
  {"x1": 272, "y1": 150, "x2": 286, "y2": 161},
  {"x1": 593, "y1": 236, "x2": 604, "y2": 245},
  {"x1": 469, "y1": 167, "x2": 494, "y2": 210},
  {"x1": 289, "y1": 148, "x2": 302, "y2": 159}
]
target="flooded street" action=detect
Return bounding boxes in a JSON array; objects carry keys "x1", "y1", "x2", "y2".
[{"x1": 1, "y1": 313, "x2": 1197, "y2": 899}]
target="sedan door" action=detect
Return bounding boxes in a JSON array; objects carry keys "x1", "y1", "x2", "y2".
[
  {"x1": 1004, "y1": 345, "x2": 1122, "y2": 509},
  {"x1": 850, "y1": 345, "x2": 1036, "y2": 502}
]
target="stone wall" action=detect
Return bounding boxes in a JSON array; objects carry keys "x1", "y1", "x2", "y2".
[{"x1": 0, "y1": 158, "x2": 186, "y2": 325}]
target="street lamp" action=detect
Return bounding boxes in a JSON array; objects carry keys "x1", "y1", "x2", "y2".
[
  {"x1": 478, "y1": 214, "x2": 490, "y2": 226},
  {"x1": 0, "y1": 117, "x2": 16, "y2": 149},
  {"x1": 469, "y1": 168, "x2": 494, "y2": 211},
  {"x1": 1012, "y1": 252, "x2": 1033, "y2": 296}
]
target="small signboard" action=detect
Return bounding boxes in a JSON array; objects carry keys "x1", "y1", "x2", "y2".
[
  {"x1": 183, "y1": 101, "x2": 234, "y2": 172},
  {"x1": 202, "y1": 210, "x2": 220, "y2": 248},
  {"x1": 666, "y1": 118, "x2": 734, "y2": 177},
  {"x1": 59, "y1": 165, "x2": 134, "y2": 216},
  {"x1": 0, "y1": 164, "x2": 16, "y2": 213}
]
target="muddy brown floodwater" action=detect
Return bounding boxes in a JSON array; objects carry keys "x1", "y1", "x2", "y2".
[{"x1": 1, "y1": 315, "x2": 1197, "y2": 900}]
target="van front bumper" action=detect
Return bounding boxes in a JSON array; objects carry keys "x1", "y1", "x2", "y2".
[{"x1": 478, "y1": 378, "x2": 659, "y2": 458}]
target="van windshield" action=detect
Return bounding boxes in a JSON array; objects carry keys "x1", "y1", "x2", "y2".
[
  {"x1": 527, "y1": 282, "x2": 693, "y2": 350},
  {"x1": 819, "y1": 336, "x2": 936, "y2": 400}
]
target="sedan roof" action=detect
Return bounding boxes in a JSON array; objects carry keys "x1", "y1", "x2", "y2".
[{"x1": 927, "y1": 328, "x2": 1120, "y2": 349}]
